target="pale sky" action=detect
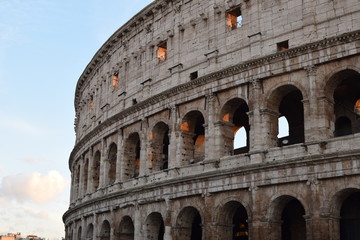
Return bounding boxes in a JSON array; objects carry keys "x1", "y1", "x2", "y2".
[{"x1": 0, "y1": 1, "x2": 153, "y2": 239}]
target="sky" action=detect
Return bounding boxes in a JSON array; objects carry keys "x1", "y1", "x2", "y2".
[{"x1": 0, "y1": 0, "x2": 153, "y2": 239}]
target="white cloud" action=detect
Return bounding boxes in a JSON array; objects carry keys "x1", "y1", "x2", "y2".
[{"x1": 0, "y1": 171, "x2": 68, "y2": 204}]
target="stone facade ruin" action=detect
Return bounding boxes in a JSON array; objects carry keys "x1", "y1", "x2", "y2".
[{"x1": 63, "y1": 0, "x2": 360, "y2": 239}]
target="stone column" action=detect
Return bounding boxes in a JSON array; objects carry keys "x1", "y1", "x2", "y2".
[
  {"x1": 99, "y1": 139, "x2": 107, "y2": 188},
  {"x1": 203, "y1": 194, "x2": 215, "y2": 240},
  {"x1": 69, "y1": 170, "x2": 75, "y2": 204},
  {"x1": 205, "y1": 92, "x2": 216, "y2": 160},
  {"x1": 134, "y1": 203, "x2": 142, "y2": 240},
  {"x1": 164, "y1": 197, "x2": 173, "y2": 240},
  {"x1": 78, "y1": 156, "x2": 84, "y2": 199},
  {"x1": 168, "y1": 105, "x2": 178, "y2": 169},
  {"x1": 259, "y1": 109, "x2": 280, "y2": 149},
  {"x1": 248, "y1": 78, "x2": 263, "y2": 151},
  {"x1": 116, "y1": 132, "x2": 123, "y2": 183},
  {"x1": 175, "y1": 130, "x2": 184, "y2": 167},
  {"x1": 87, "y1": 148, "x2": 94, "y2": 194},
  {"x1": 139, "y1": 119, "x2": 149, "y2": 177}
]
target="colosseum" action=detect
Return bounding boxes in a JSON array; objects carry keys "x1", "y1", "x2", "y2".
[{"x1": 63, "y1": 0, "x2": 360, "y2": 239}]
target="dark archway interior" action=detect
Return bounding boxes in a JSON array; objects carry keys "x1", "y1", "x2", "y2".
[
  {"x1": 117, "y1": 216, "x2": 134, "y2": 240},
  {"x1": 151, "y1": 122, "x2": 169, "y2": 171},
  {"x1": 281, "y1": 199, "x2": 306, "y2": 240},
  {"x1": 233, "y1": 103, "x2": 250, "y2": 154},
  {"x1": 162, "y1": 133, "x2": 169, "y2": 170},
  {"x1": 333, "y1": 71, "x2": 360, "y2": 137},
  {"x1": 86, "y1": 224, "x2": 94, "y2": 240},
  {"x1": 340, "y1": 192, "x2": 360, "y2": 240},
  {"x1": 232, "y1": 205, "x2": 248, "y2": 240},
  {"x1": 93, "y1": 151, "x2": 101, "y2": 190},
  {"x1": 100, "y1": 221, "x2": 111, "y2": 240},
  {"x1": 108, "y1": 143, "x2": 117, "y2": 184},
  {"x1": 191, "y1": 211, "x2": 202, "y2": 240},
  {"x1": 278, "y1": 89, "x2": 304, "y2": 146}
]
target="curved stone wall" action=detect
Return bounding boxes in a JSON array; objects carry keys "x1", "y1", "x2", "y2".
[{"x1": 64, "y1": 0, "x2": 360, "y2": 239}]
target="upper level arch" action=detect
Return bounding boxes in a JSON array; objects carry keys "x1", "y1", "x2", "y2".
[
  {"x1": 107, "y1": 142, "x2": 117, "y2": 185},
  {"x1": 175, "y1": 206, "x2": 203, "y2": 240},
  {"x1": 324, "y1": 69, "x2": 360, "y2": 137},
  {"x1": 149, "y1": 121, "x2": 170, "y2": 172},
  {"x1": 179, "y1": 110, "x2": 206, "y2": 165},
  {"x1": 116, "y1": 216, "x2": 135, "y2": 240},
  {"x1": 123, "y1": 132, "x2": 141, "y2": 179},
  {"x1": 265, "y1": 84, "x2": 305, "y2": 147},
  {"x1": 219, "y1": 98, "x2": 250, "y2": 156}
]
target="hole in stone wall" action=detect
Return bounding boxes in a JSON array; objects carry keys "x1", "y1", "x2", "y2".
[{"x1": 227, "y1": 6, "x2": 242, "y2": 30}]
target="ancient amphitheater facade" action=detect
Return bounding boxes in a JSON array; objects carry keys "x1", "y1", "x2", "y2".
[{"x1": 63, "y1": 0, "x2": 360, "y2": 239}]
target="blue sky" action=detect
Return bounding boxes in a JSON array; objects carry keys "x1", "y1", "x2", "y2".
[{"x1": 0, "y1": 1, "x2": 152, "y2": 239}]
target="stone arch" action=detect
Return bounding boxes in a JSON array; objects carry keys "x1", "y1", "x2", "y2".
[
  {"x1": 219, "y1": 98, "x2": 250, "y2": 156},
  {"x1": 324, "y1": 69, "x2": 360, "y2": 137},
  {"x1": 92, "y1": 151, "x2": 101, "y2": 191},
  {"x1": 216, "y1": 200, "x2": 249, "y2": 240},
  {"x1": 73, "y1": 163, "x2": 81, "y2": 200},
  {"x1": 329, "y1": 188, "x2": 360, "y2": 240},
  {"x1": 175, "y1": 206, "x2": 203, "y2": 240},
  {"x1": 123, "y1": 132, "x2": 141, "y2": 179},
  {"x1": 144, "y1": 212, "x2": 165, "y2": 240},
  {"x1": 180, "y1": 110, "x2": 206, "y2": 165},
  {"x1": 86, "y1": 223, "x2": 94, "y2": 240},
  {"x1": 69, "y1": 229, "x2": 74, "y2": 240},
  {"x1": 100, "y1": 220, "x2": 111, "y2": 240},
  {"x1": 107, "y1": 142, "x2": 117, "y2": 185},
  {"x1": 150, "y1": 121, "x2": 170, "y2": 172},
  {"x1": 83, "y1": 158, "x2": 89, "y2": 195},
  {"x1": 267, "y1": 195, "x2": 306, "y2": 240},
  {"x1": 266, "y1": 84, "x2": 305, "y2": 147},
  {"x1": 77, "y1": 226, "x2": 82, "y2": 240},
  {"x1": 116, "y1": 216, "x2": 134, "y2": 240}
]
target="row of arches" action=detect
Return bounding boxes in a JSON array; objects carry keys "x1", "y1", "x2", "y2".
[
  {"x1": 67, "y1": 189, "x2": 360, "y2": 240},
  {"x1": 71, "y1": 69, "x2": 360, "y2": 200}
]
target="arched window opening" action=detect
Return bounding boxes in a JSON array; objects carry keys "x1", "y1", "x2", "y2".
[
  {"x1": 83, "y1": 159, "x2": 89, "y2": 195},
  {"x1": 340, "y1": 192, "x2": 360, "y2": 240},
  {"x1": 216, "y1": 201, "x2": 248, "y2": 240},
  {"x1": 232, "y1": 205, "x2": 249, "y2": 240},
  {"x1": 92, "y1": 151, "x2": 101, "y2": 191},
  {"x1": 181, "y1": 111, "x2": 205, "y2": 164},
  {"x1": 191, "y1": 212, "x2": 202, "y2": 240},
  {"x1": 335, "y1": 117, "x2": 352, "y2": 137},
  {"x1": 100, "y1": 220, "x2": 111, "y2": 240},
  {"x1": 277, "y1": 116, "x2": 290, "y2": 146},
  {"x1": 278, "y1": 89, "x2": 304, "y2": 147},
  {"x1": 124, "y1": 133, "x2": 141, "y2": 179},
  {"x1": 232, "y1": 103, "x2": 250, "y2": 154},
  {"x1": 86, "y1": 224, "x2": 94, "y2": 240},
  {"x1": 74, "y1": 165, "x2": 80, "y2": 200},
  {"x1": 144, "y1": 212, "x2": 165, "y2": 240},
  {"x1": 176, "y1": 207, "x2": 202, "y2": 240},
  {"x1": 333, "y1": 70, "x2": 360, "y2": 137},
  {"x1": 220, "y1": 99, "x2": 250, "y2": 156},
  {"x1": 77, "y1": 227, "x2": 82, "y2": 240},
  {"x1": 150, "y1": 122, "x2": 170, "y2": 172},
  {"x1": 281, "y1": 199, "x2": 306, "y2": 240},
  {"x1": 108, "y1": 143, "x2": 117, "y2": 185},
  {"x1": 117, "y1": 216, "x2": 134, "y2": 240},
  {"x1": 69, "y1": 230, "x2": 73, "y2": 240}
]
